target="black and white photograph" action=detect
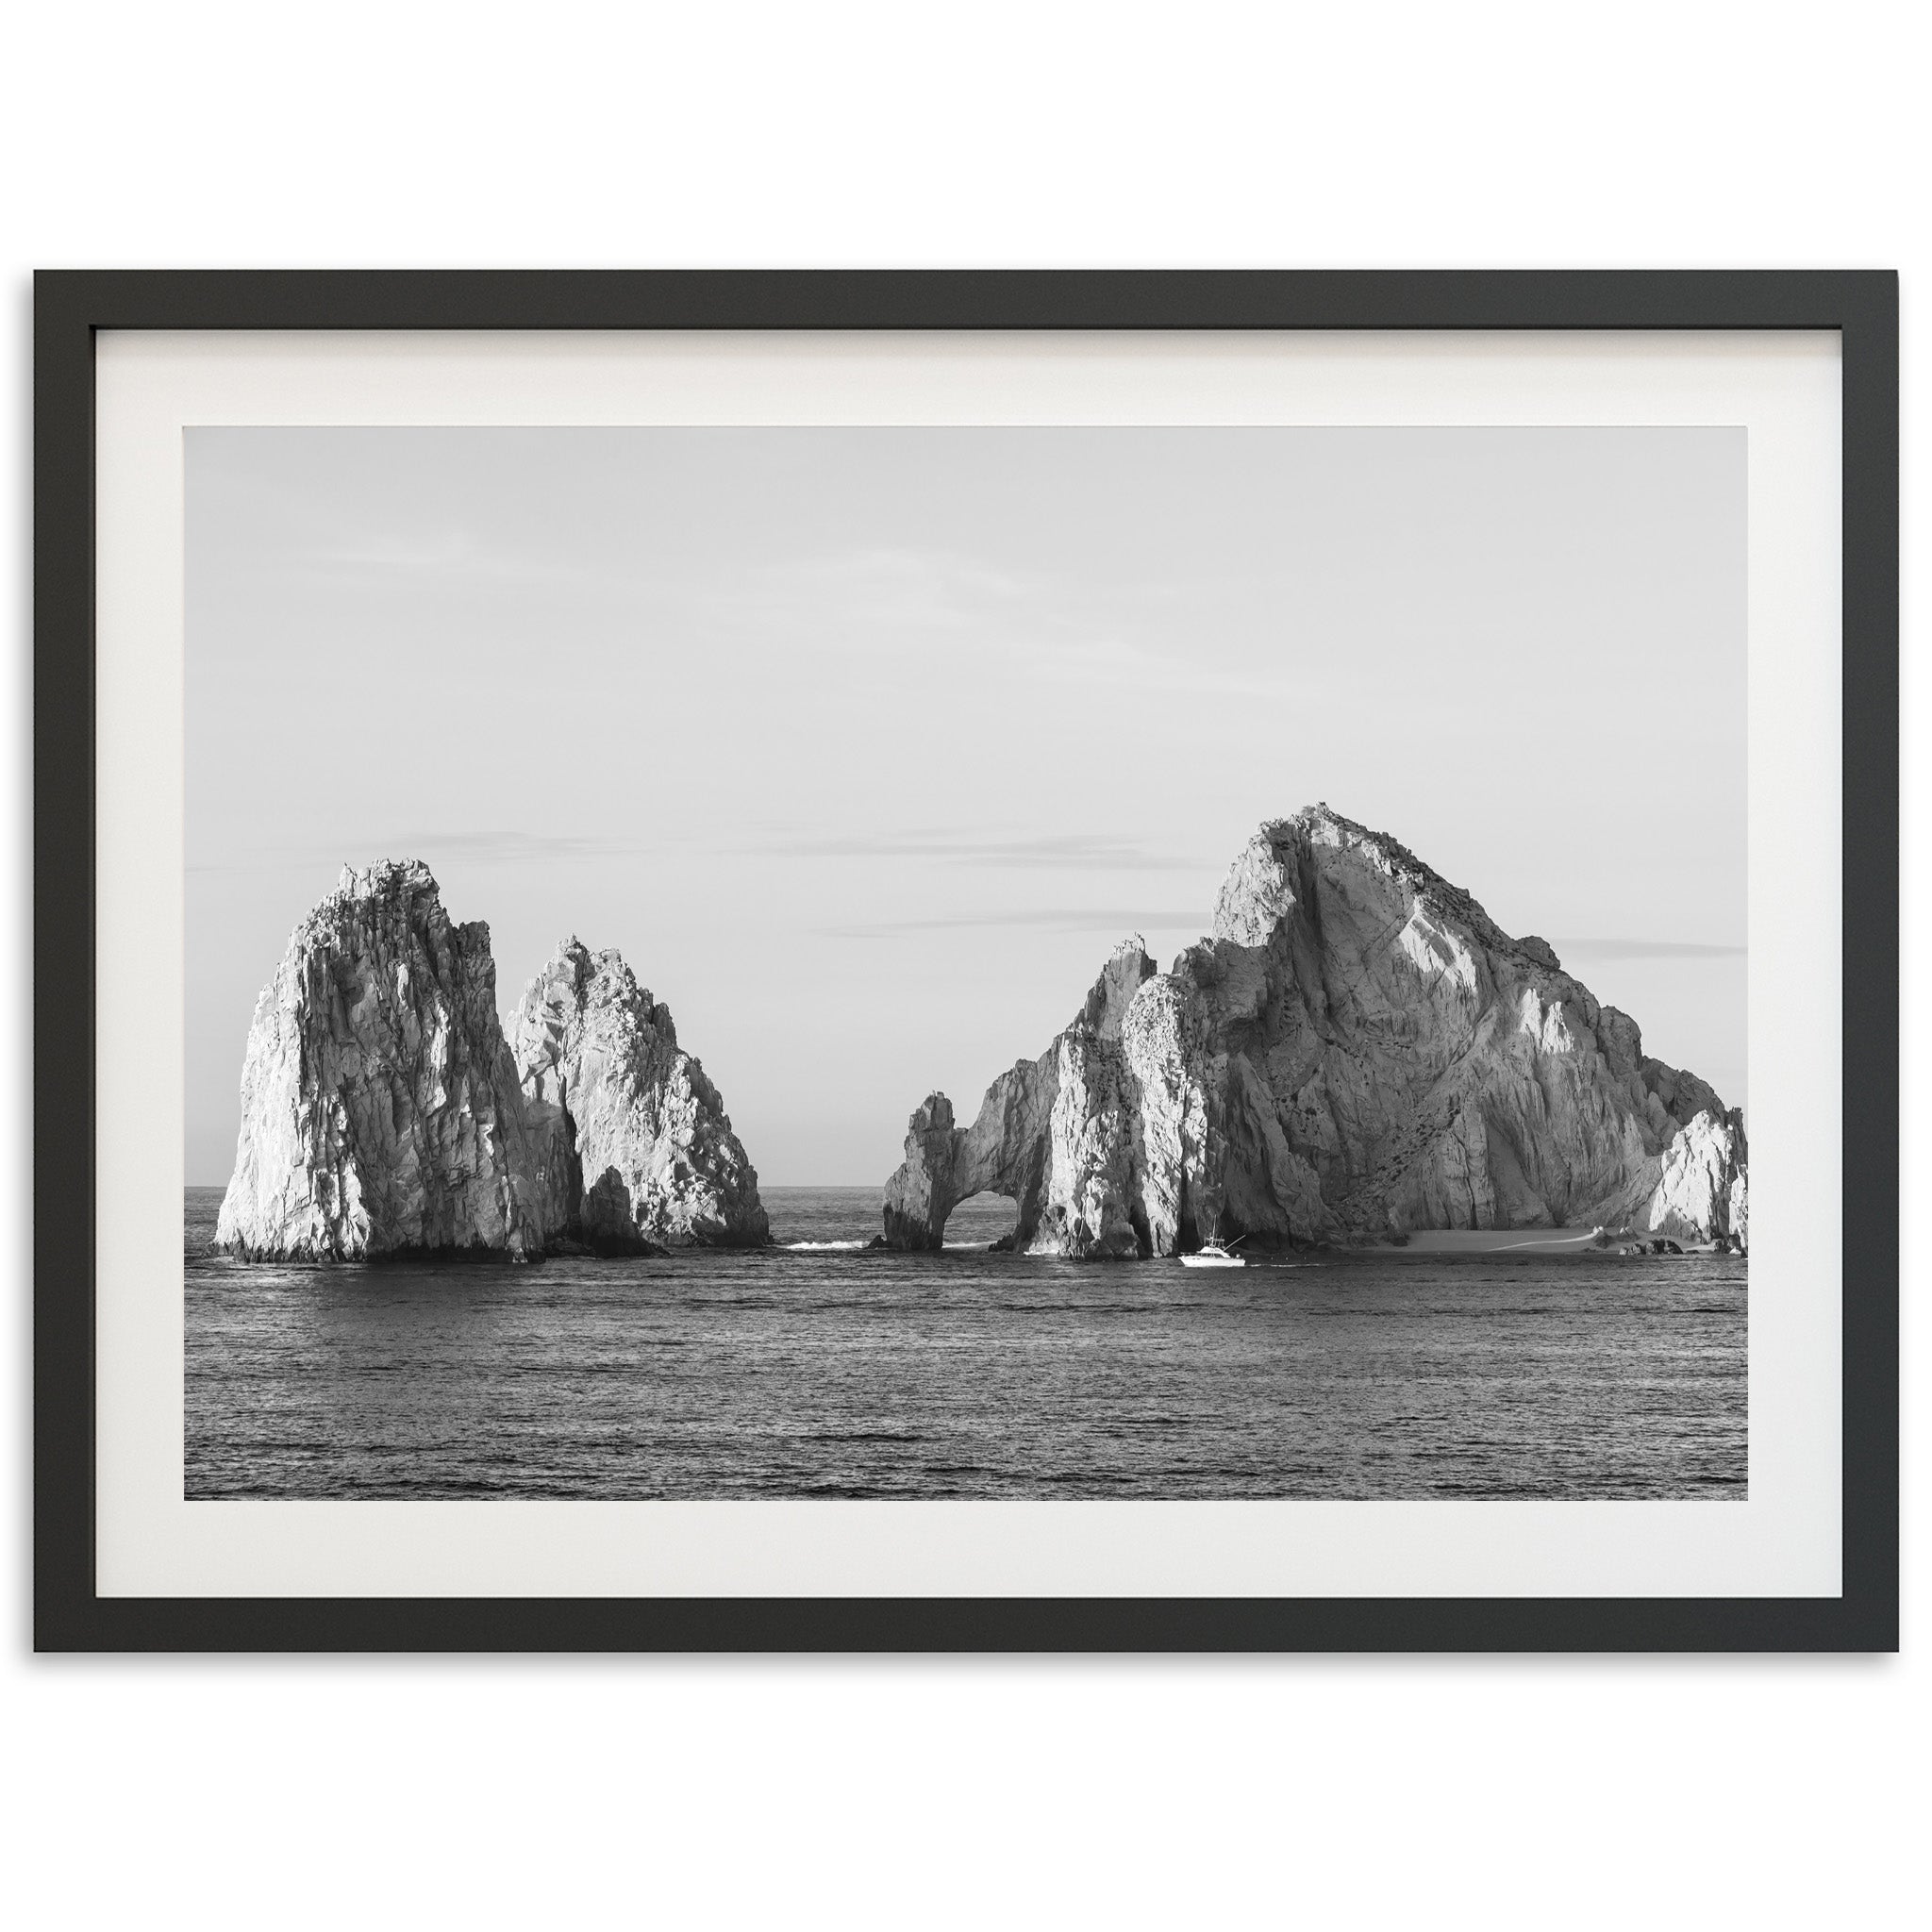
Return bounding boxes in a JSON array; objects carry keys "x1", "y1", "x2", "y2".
[
  {"x1": 185, "y1": 424, "x2": 1749, "y2": 1503},
  {"x1": 8, "y1": 0, "x2": 1918, "y2": 1919}
]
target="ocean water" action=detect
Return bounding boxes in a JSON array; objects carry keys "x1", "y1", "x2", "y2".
[{"x1": 184, "y1": 1185, "x2": 1746, "y2": 1500}]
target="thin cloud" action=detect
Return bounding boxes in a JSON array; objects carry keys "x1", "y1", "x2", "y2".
[
  {"x1": 1551, "y1": 938, "x2": 1746, "y2": 962},
  {"x1": 710, "y1": 545, "x2": 1303, "y2": 704},
  {"x1": 820, "y1": 918, "x2": 1746, "y2": 955},
  {"x1": 287, "y1": 530, "x2": 611, "y2": 598},
  {"x1": 767, "y1": 828, "x2": 1205, "y2": 872},
  {"x1": 263, "y1": 524, "x2": 1306, "y2": 707},
  {"x1": 384, "y1": 831, "x2": 659, "y2": 864},
  {"x1": 784, "y1": 544, "x2": 1034, "y2": 609},
  {"x1": 191, "y1": 830, "x2": 660, "y2": 874},
  {"x1": 819, "y1": 908, "x2": 1205, "y2": 941}
]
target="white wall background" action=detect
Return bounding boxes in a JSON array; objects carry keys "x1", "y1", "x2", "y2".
[{"x1": 0, "y1": 3, "x2": 1921, "y2": 1926}]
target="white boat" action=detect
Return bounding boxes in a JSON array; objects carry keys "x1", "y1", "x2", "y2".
[{"x1": 1181, "y1": 1235, "x2": 1247, "y2": 1269}]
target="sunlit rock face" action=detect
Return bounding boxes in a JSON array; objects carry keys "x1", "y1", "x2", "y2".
[
  {"x1": 882, "y1": 806, "x2": 1747, "y2": 1257},
  {"x1": 509, "y1": 941, "x2": 769, "y2": 1251},
  {"x1": 214, "y1": 861, "x2": 549, "y2": 1261},
  {"x1": 881, "y1": 939, "x2": 1158, "y2": 1257},
  {"x1": 214, "y1": 869, "x2": 772, "y2": 1263}
]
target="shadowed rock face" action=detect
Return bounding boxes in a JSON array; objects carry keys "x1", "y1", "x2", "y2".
[
  {"x1": 509, "y1": 941, "x2": 769, "y2": 1250},
  {"x1": 882, "y1": 807, "x2": 1748, "y2": 1257},
  {"x1": 214, "y1": 861, "x2": 549, "y2": 1260},
  {"x1": 216, "y1": 869, "x2": 771, "y2": 1262},
  {"x1": 880, "y1": 939, "x2": 1158, "y2": 1257}
]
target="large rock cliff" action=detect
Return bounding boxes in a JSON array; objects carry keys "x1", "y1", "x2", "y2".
[
  {"x1": 216, "y1": 870, "x2": 770, "y2": 1261},
  {"x1": 214, "y1": 861, "x2": 551, "y2": 1260},
  {"x1": 882, "y1": 806, "x2": 1748, "y2": 1257},
  {"x1": 509, "y1": 941, "x2": 769, "y2": 1250}
]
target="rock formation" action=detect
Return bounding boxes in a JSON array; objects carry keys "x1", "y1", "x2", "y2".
[
  {"x1": 215, "y1": 861, "x2": 551, "y2": 1260},
  {"x1": 882, "y1": 806, "x2": 1748, "y2": 1257},
  {"x1": 216, "y1": 868, "x2": 770, "y2": 1261},
  {"x1": 509, "y1": 941, "x2": 769, "y2": 1250}
]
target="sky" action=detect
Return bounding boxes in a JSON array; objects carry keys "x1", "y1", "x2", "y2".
[{"x1": 186, "y1": 426, "x2": 1746, "y2": 1186}]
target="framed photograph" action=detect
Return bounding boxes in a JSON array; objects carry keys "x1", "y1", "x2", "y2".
[{"x1": 34, "y1": 272, "x2": 1897, "y2": 1651}]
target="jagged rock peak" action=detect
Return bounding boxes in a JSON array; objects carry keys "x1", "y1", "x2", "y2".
[
  {"x1": 883, "y1": 806, "x2": 1747, "y2": 1259},
  {"x1": 510, "y1": 939, "x2": 769, "y2": 1251},
  {"x1": 215, "y1": 860, "x2": 549, "y2": 1261},
  {"x1": 1070, "y1": 936, "x2": 1158, "y2": 1041},
  {"x1": 1212, "y1": 805, "x2": 1544, "y2": 972}
]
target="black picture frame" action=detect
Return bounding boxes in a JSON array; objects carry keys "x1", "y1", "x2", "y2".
[{"x1": 34, "y1": 270, "x2": 1899, "y2": 1653}]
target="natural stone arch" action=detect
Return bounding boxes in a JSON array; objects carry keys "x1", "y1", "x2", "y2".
[
  {"x1": 879, "y1": 941, "x2": 1161, "y2": 1260},
  {"x1": 880, "y1": 1091, "x2": 1042, "y2": 1252},
  {"x1": 941, "y1": 1187, "x2": 1024, "y2": 1252}
]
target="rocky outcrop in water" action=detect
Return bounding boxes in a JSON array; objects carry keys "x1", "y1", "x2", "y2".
[
  {"x1": 509, "y1": 941, "x2": 769, "y2": 1250},
  {"x1": 217, "y1": 869, "x2": 769, "y2": 1261},
  {"x1": 214, "y1": 861, "x2": 550, "y2": 1260},
  {"x1": 882, "y1": 806, "x2": 1748, "y2": 1257}
]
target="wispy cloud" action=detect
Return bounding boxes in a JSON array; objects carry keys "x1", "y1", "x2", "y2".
[
  {"x1": 385, "y1": 831, "x2": 660, "y2": 864},
  {"x1": 252, "y1": 518, "x2": 1304, "y2": 708},
  {"x1": 819, "y1": 908, "x2": 1205, "y2": 941},
  {"x1": 1551, "y1": 938, "x2": 1745, "y2": 962},
  {"x1": 709, "y1": 544, "x2": 1300, "y2": 704},
  {"x1": 285, "y1": 530, "x2": 614, "y2": 599},
  {"x1": 190, "y1": 830, "x2": 661, "y2": 874},
  {"x1": 781, "y1": 545, "x2": 1035, "y2": 614},
  {"x1": 820, "y1": 918, "x2": 1744, "y2": 954},
  {"x1": 763, "y1": 828, "x2": 1205, "y2": 872}
]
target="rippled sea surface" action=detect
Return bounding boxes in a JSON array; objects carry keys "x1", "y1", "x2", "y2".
[{"x1": 185, "y1": 1186, "x2": 1746, "y2": 1500}]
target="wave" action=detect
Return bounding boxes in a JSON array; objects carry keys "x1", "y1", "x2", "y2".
[{"x1": 785, "y1": 1237, "x2": 996, "y2": 1252}]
